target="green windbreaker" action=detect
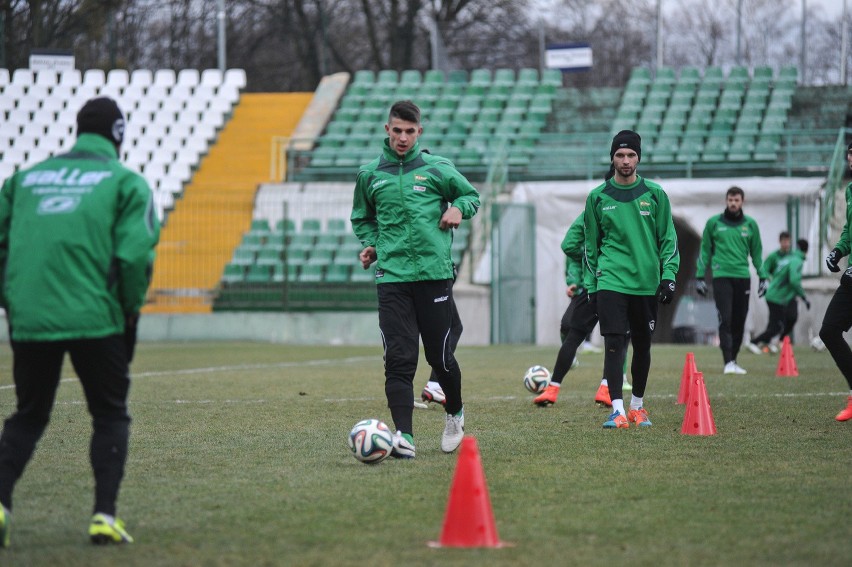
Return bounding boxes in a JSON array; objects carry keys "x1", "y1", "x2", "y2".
[
  {"x1": 764, "y1": 250, "x2": 806, "y2": 305},
  {"x1": 350, "y1": 139, "x2": 480, "y2": 283},
  {"x1": 0, "y1": 134, "x2": 160, "y2": 341},
  {"x1": 696, "y1": 212, "x2": 767, "y2": 279},
  {"x1": 561, "y1": 212, "x2": 585, "y2": 290},
  {"x1": 763, "y1": 248, "x2": 789, "y2": 278},
  {"x1": 832, "y1": 183, "x2": 852, "y2": 258},
  {"x1": 583, "y1": 176, "x2": 680, "y2": 295}
]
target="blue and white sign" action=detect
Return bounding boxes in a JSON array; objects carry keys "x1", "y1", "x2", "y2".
[{"x1": 545, "y1": 42, "x2": 593, "y2": 72}]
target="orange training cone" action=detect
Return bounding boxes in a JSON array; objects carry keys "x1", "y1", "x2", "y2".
[
  {"x1": 681, "y1": 373, "x2": 717, "y2": 435},
  {"x1": 776, "y1": 336, "x2": 799, "y2": 377},
  {"x1": 677, "y1": 352, "x2": 699, "y2": 404},
  {"x1": 429, "y1": 436, "x2": 507, "y2": 548}
]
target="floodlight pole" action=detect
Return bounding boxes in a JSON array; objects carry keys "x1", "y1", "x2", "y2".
[
  {"x1": 217, "y1": 0, "x2": 227, "y2": 74},
  {"x1": 736, "y1": 0, "x2": 742, "y2": 65},
  {"x1": 655, "y1": 0, "x2": 663, "y2": 71},
  {"x1": 800, "y1": 0, "x2": 807, "y2": 85},
  {"x1": 842, "y1": 0, "x2": 848, "y2": 85}
]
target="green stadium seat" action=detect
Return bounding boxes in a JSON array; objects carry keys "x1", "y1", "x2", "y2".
[
  {"x1": 727, "y1": 66, "x2": 749, "y2": 82},
  {"x1": 470, "y1": 68, "x2": 491, "y2": 87},
  {"x1": 306, "y1": 249, "x2": 334, "y2": 266},
  {"x1": 654, "y1": 67, "x2": 676, "y2": 85},
  {"x1": 230, "y1": 247, "x2": 255, "y2": 266},
  {"x1": 628, "y1": 67, "x2": 652, "y2": 86},
  {"x1": 324, "y1": 263, "x2": 351, "y2": 283},
  {"x1": 754, "y1": 136, "x2": 781, "y2": 160},
  {"x1": 400, "y1": 69, "x2": 421, "y2": 84},
  {"x1": 326, "y1": 218, "x2": 348, "y2": 234},
  {"x1": 288, "y1": 233, "x2": 315, "y2": 249},
  {"x1": 255, "y1": 248, "x2": 282, "y2": 266},
  {"x1": 272, "y1": 263, "x2": 296, "y2": 283},
  {"x1": 245, "y1": 264, "x2": 272, "y2": 283},
  {"x1": 493, "y1": 68, "x2": 515, "y2": 87},
  {"x1": 517, "y1": 68, "x2": 538, "y2": 85},
  {"x1": 286, "y1": 249, "x2": 308, "y2": 269},
  {"x1": 221, "y1": 263, "x2": 245, "y2": 283},
  {"x1": 314, "y1": 233, "x2": 342, "y2": 252},
  {"x1": 447, "y1": 69, "x2": 467, "y2": 83},
  {"x1": 275, "y1": 218, "x2": 296, "y2": 234},
  {"x1": 239, "y1": 233, "x2": 264, "y2": 252},
  {"x1": 678, "y1": 67, "x2": 701, "y2": 85},
  {"x1": 702, "y1": 136, "x2": 730, "y2": 161},
  {"x1": 376, "y1": 69, "x2": 398, "y2": 85},
  {"x1": 248, "y1": 219, "x2": 271, "y2": 236},
  {"x1": 350, "y1": 265, "x2": 376, "y2": 283},
  {"x1": 294, "y1": 264, "x2": 321, "y2": 283},
  {"x1": 540, "y1": 68, "x2": 562, "y2": 87},
  {"x1": 728, "y1": 136, "x2": 754, "y2": 161},
  {"x1": 353, "y1": 70, "x2": 375, "y2": 84},
  {"x1": 424, "y1": 69, "x2": 445, "y2": 84}
]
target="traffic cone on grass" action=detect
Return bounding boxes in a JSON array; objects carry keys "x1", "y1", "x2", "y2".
[
  {"x1": 775, "y1": 336, "x2": 799, "y2": 377},
  {"x1": 429, "y1": 436, "x2": 507, "y2": 548},
  {"x1": 677, "y1": 352, "x2": 699, "y2": 404},
  {"x1": 681, "y1": 373, "x2": 717, "y2": 436}
]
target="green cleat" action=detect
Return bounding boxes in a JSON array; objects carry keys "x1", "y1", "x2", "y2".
[
  {"x1": 89, "y1": 513, "x2": 134, "y2": 545},
  {"x1": 0, "y1": 505, "x2": 10, "y2": 548}
]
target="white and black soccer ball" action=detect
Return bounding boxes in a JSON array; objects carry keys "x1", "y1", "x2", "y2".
[
  {"x1": 523, "y1": 365, "x2": 551, "y2": 393},
  {"x1": 348, "y1": 419, "x2": 394, "y2": 464}
]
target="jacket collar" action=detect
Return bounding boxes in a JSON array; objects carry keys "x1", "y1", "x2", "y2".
[
  {"x1": 381, "y1": 139, "x2": 421, "y2": 163},
  {"x1": 71, "y1": 133, "x2": 119, "y2": 159}
]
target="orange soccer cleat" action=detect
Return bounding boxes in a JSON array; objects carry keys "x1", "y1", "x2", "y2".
[
  {"x1": 534, "y1": 384, "x2": 560, "y2": 406},
  {"x1": 627, "y1": 407, "x2": 653, "y2": 427},
  {"x1": 603, "y1": 411, "x2": 629, "y2": 429},
  {"x1": 835, "y1": 396, "x2": 852, "y2": 422},
  {"x1": 594, "y1": 384, "x2": 612, "y2": 407}
]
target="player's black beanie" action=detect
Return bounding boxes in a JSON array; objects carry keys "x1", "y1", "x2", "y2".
[
  {"x1": 77, "y1": 97, "x2": 125, "y2": 147},
  {"x1": 610, "y1": 129, "x2": 641, "y2": 162}
]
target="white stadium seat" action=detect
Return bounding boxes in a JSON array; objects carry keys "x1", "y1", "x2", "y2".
[
  {"x1": 58, "y1": 69, "x2": 82, "y2": 88},
  {"x1": 224, "y1": 69, "x2": 247, "y2": 89},
  {"x1": 11, "y1": 69, "x2": 34, "y2": 86},
  {"x1": 83, "y1": 69, "x2": 105, "y2": 88},
  {"x1": 176, "y1": 69, "x2": 199, "y2": 88},
  {"x1": 105, "y1": 69, "x2": 129, "y2": 89},
  {"x1": 200, "y1": 69, "x2": 223, "y2": 87},
  {"x1": 34, "y1": 70, "x2": 58, "y2": 88},
  {"x1": 0, "y1": 68, "x2": 9, "y2": 87},
  {"x1": 130, "y1": 69, "x2": 153, "y2": 88},
  {"x1": 153, "y1": 69, "x2": 176, "y2": 89},
  {"x1": 170, "y1": 84, "x2": 193, "y2": 101}
]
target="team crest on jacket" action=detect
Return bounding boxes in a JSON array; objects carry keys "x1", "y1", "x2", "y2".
[
  {"x1": 412, "y1": 185, "x2": 426, "y2": 192},
  {"x1": 415, "y1": 174, "x2": 427, "y2": 181},
  {"x1": 649, "y1": 320, "x2": 655, "y2": 331},
  {"x1": 639, "y1": 200, "x2": 651, "y2": 216}
]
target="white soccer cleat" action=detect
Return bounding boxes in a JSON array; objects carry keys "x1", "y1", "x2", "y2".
[
  {"x1": 745, "y1": 342, "x2": 763, "y2": 355},
  {"x1": 421, "y1": 383, "x2": 446, "y2": 405},
  {"x1": 441, "y1": 408, "x2": 465, "y2": 453},
  {"x1": 724, "y1": 361, "x2": 747, "y2": 375},
  {"x1": 391, "y1": 431, "x2": 415, "y2": 459}
]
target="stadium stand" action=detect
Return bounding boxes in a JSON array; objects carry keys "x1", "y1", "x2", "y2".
[{"x1": 0, "y1": 67, "x2": 247, "y2": 221}]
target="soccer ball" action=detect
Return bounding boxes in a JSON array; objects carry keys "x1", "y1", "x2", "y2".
[
  {"x1": 348, "y1": 419, "x2": 394, "y2": 464},
  {"x1": 523, "y1": 365, "x2": 551, "y2": 393}
]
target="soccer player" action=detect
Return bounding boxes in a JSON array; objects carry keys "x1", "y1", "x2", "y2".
[
  {"x1": 819, "y1": 142, "x2": 852, "y2": 421},
  {"x1": 533, "y1": 210, "x2": 630, "y2": 408},
  {"x1": 584, "y1": 130, "x2": 680, "y2": 429},
  {"x1": 0, "y1": 97, "x2": 160, "y2": 547},
  {"x1": 694, "y1": 186, "x2": 768, "y2": 374},
  {"x1": 747, "y1": 231, "x2": 793, "y2": 354},
  {"x1": 750, "y1": 239, "x2": 810, "y2": 349},
  {"x1": 351, "y1": 100, "x2": 480, "y2": 457}
]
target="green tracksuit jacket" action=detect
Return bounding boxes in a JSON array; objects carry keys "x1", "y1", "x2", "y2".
[
  {"x1": 561, "y1": 212, "x2": 585, "y2": 290},
  {"x1": 764, "y1": 250, "x2": 806, "y2": 305},
  {"x1": 350, "y1": 139, "x2": 480, "y2": 283},
  {"x1": 583, "y1": 176, "x2": 680, "y2": 295},
  {"x1": 696, "y1": 212, "x2": 767, "y2": 279},
  {"x1": 0, "y1": 134, "x2": 160, "y2": 341},
  {"x1": 763, "y1": 248, "x2": 789, "y2": 278},
  {"x1": 832, "y1": 183, "x2": 852, "y2": 258}
]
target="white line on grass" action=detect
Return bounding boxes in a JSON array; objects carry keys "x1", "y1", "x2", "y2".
[{"x1": 0, "y1": 355, "x2": 378, "y2": 391}]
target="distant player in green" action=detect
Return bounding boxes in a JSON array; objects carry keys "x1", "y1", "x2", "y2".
[
  {"x1": 584, "y1": 130, "x2": 680, "y2": 429},
  {"x1": 750, "y1": 239, "x2": 810, "y2": 349},
  {"x1": 694, "y1": 186, "x2": 768, "y2": 374},
  {"x1": 820, "y1": 141, "x2": 852, "y2": 421},
  {"x1": 746, "y1": 231, "x2": 793, "y2": 354}
]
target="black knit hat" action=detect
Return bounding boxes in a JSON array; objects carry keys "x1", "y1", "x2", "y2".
[
  {"x1": 77, "y1": 97, "x2": 125, "y2": 146},
  {"x1": 847, "y1": 141, "x2": 852, "y2": 152},
  {"x1": 610, "y1": 129, "x2": 641, "y2": 162}
]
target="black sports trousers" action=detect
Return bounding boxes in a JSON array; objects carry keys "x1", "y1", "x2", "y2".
[
  {"x1": 819, "y1": 282, "x2": 852, "y2": 389},
  {"x1": 552, "y1": 289, "x2": 599, "y2": 384},
  {"x1": 752, "y1": 300, "x2": 788, "y2": 345},
  {"x1": 377, "y1": 279, "x2": 462, "y2": 435},
  {"x1": 596, "y1": 290, "x2": 658, "y2": 401},
  {"x1": 0, "y1": 334, "x2": 130, "y2": 515},
  {"x1": 712, "y1": 277, "x2": 752, "y2": 364}
]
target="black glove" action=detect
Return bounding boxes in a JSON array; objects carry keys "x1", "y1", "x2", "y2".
[
  {"x1": 758, "y1": 279, "x2": 768, "y2": 298},
  {"x1": 694, "y1": 279, "x2": 708, "y2": 297},
  {"x1": 826, "y1": 248, "x2": 843, "y2": 273},
  {"x1": 657, "y1": 279, "x2": 676, "y2": 304},
  {"x1": 587, "y1": 292, "x2": 597, "y2": 314},
  {"x1": 842, "y1": 267, "x2": 852, "y2": 288},
  {"x1": 802, "y1": 297, "x2": 811, "y2": 310},
  {"x1": 125, "y1": 313, "x2": 139, "y2": 363}
]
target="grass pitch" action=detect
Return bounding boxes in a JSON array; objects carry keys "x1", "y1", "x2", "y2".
[{"x1": 0, "y1": 341, "x2": 849, "y2": 566}]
